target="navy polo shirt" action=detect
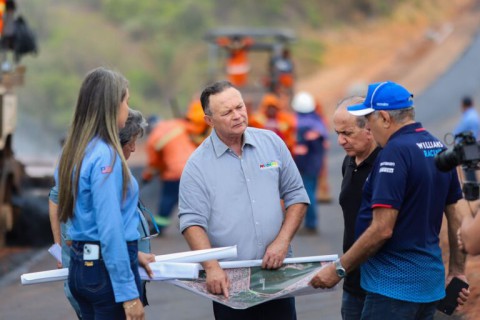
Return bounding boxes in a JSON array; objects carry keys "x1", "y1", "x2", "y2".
[{"x1": 355, "y1": 122, "x2": 462, "y2": 303}]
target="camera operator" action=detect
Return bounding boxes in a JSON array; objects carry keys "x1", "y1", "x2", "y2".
[
  {"x1": 435, "y1": 131, "x2": 480, "y2": 201},
  {"x1": 454, "y1": 96, "x2": 479, "y2": 140},
  {"x1": 454, "y1": 96, "x2": 479, "y2": 182},
  {"x1": 436, "y1": 130, "x2": 480, "y2": 254},
  {"x1": 457, "y1": 198, "x2": 480, "y2": 255}
]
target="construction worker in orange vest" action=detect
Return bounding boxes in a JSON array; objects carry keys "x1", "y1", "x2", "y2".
[
  {"x1": 0, "y1": 0, "x2": 6, "y2": 35},
  {"x1": 216, "y1": 35, "x2": 254, "y2": 88},
  {"x1": 142, "y1": 97, "x2": 211, "y2": 232},
  {"x1": 184, "y1": 97, "x2": 211, "y2": 146},
  {"x1": 269, "y1": 47, "x2": 295, "y2": 93},
  {"x1": 249, "y1": 92, "x2": 296, "y2": 154},
  {"x1": 142, "y1": 117, "x2": 197, "y2": 233}
]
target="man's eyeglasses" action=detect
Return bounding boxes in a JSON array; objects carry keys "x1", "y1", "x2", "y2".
[{"x1": 138, "y1": 201, "x2": 160, "y2": 240}]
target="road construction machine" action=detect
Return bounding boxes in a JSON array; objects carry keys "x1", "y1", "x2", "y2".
[
  {"x1": 0, "y1": 66, "x2": 26, "y2": 247},
  {"x1": 204, "y1": 27, "x2": 296, "y2": 103}
]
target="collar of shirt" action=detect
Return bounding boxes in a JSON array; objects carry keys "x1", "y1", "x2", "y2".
[
  {"x1": 387, "y1": 122, "x2": 424, "y2": 144},
  {"x1": 348, "y1": 146, "x2": 382, "y2": 169},
  {"x1": 210, "y1": 128, "x2": 257, "y2": 157}
]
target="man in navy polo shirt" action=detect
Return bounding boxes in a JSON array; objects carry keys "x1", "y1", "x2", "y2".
[{"x1": 310, "y1": 81, "x2": 468, "y2": 319}]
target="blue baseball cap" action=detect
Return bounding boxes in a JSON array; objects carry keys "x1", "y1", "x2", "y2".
[{"x1": 347, "y1": 81, "x2": 414, "y2": 116}]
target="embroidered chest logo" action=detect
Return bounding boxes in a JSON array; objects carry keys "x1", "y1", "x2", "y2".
[
  {"x1": 101, "y1": 166, "x2": 112, "y2": 174},
  {"x1": 379, "y1": 161, "x2": 395, "y2": 174},
  {"x1": 259, "y1": 161, "x2": 279, "y2": 170}
]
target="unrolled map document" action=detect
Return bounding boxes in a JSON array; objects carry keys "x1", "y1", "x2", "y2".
[{"x1": 169, "y1": 254, "x2": 338, "y2": 310}]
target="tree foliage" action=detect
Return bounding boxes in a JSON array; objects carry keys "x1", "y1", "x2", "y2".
[{"x1": 15, "y1": 0, "x2": 419, "y2": 139}]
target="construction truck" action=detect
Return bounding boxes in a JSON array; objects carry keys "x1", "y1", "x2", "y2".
[
  {"x1": 0, "y1": 66, "x2": 26, "y2": 247},
  {"x1": 204, "y1": 27, "x2": 296, "y2": 104},
  {"x1": 0, "y1": 65, "x2": 54, "y2": 249},
  {"x1": 0, "y1": 3, "x2": 42, "y2": 246}
]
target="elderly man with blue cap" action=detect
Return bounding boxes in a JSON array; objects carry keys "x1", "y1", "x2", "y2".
[{"x1": 310, "y1": 81, "x2": 469, "y2": 319}]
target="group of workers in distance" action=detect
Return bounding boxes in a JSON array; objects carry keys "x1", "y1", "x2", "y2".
[
  {"x1": 142, "y1": 87, "x2": 330, "y2": 236},
  {"x1": 216, "y1": 34, "x2": 332, "y2": 201},
  {"x1": 216, "y1": 34, "x2": 295, "y2": 94}
]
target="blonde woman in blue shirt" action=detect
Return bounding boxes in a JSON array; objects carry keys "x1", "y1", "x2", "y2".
[{"x1": 56, "y1": 67, "x2": 144, "y2": 320}]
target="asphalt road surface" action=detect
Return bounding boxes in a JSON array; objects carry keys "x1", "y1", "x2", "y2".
[{"x1": 2, "y1": 27, "x2": 480, "y2": 319}]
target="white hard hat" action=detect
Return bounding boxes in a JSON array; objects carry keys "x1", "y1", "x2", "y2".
[{"x1": 292, "y1": 92, "x2": 315, "y2": 113}]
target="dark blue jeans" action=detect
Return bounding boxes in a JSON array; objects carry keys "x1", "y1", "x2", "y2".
[
  {"x1": 361, "y1": 293, "x2": 438, "y2": 320},
  {"x1": 213, "y1": 297, "x2": 297, "y2": 320},
  {"x1": 60, "y1": 223, "x2": 82, "y2": 319},
  {"x1": 68, "y1": 241, "x2": 141, "y2": 320},
  {"x1": 341, "y1": 290, "x2": 365, "y2": 320}
]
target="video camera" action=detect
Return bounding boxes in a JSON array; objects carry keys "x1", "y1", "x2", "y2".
[{"x1": 434, "y1": 131, "x2": 480, "y2": 200}]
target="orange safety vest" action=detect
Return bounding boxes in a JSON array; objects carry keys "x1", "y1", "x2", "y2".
[
  {"x1": 249, "y1": 94, "x2": 297, "y2": 154},
  {"x1": 0, "y1": 0, "x2": 6, "y2": 34},
  {"x1": 217, "y1": 37, "x2": 254, "y2": 87},
  {"x1": 144, "y1": 119, "x2": 197, "y2": 181}
]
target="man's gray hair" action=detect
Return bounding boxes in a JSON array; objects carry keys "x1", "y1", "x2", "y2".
[
  {"x1": 336, "y1": 96, "x2": 367, "y2": 128},
  {"x1": 356, "y1": 115, "x2": 367, "y2": 129},
  {"x1": 119, "y1": 108, "x2": 148, "y2": 146},
  {"x1": 384, "y1": 107, "x2": 415, "y2": 123}
]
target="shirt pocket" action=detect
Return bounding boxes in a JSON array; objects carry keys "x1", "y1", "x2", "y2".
[{"x1": 258, "y1": 161, "x2": 281, "y2": 184}]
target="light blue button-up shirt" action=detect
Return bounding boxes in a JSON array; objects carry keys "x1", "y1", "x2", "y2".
[
  {"x1": 54, "y1": 137, "x2": 140, "y2": 302},
  {"x1": 179, "y1": 127, "x2": 309, "y2": 260},
  {"x1": 454, "y1": 107, "x2": 480, "y2": 139}
]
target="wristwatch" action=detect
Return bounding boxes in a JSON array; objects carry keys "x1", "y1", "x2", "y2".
[{"x1": 334, "y1": 259, "x2": 347, "y2": 278}]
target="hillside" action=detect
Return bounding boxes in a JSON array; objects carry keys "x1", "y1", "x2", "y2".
[
  {"x1": 13, "y1": 0, "x2": 474, "y2": 151},
  {"x1": 297, "y1": 0, "x2": 479, "y2": 117}
]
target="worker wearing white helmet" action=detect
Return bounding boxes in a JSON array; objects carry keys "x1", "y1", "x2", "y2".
[
  {"x1": 292, "y1": 92, "x2": 316, "y2": 113},
  {"x1": 292, "y1": 91, "x2": 328, "y2": 234}
]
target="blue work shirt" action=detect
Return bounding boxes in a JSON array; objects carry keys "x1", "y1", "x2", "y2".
[
  {"x1": 294, "y1": 111, "x2": 328, "y2": 176},
  {"x1": 355, "y1": 123, "x2": 462, "y2": 303},
  {"x1": 54, "y1": 138, "x2": 140, "y2": 302},
  {"x1": 453, "y1": 107, "x2": 480, "y2": 139},
  {"x1": 179, "y1": 127, "x2": 310, "y2": 260},
  {"x1": 50, "y1": 186, "x2": 150, "y2": 254}
]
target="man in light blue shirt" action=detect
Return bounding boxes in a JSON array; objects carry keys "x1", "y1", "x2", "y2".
[
  {"x1": 454, "y1": 96, "x2": 479, "y2": 182},
  {"x1": 178, "y1": 81, "x2": 309, "y2": 320},
  {"x1": 454, "y1": 96, "x2": 480, "y2": 138}
]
